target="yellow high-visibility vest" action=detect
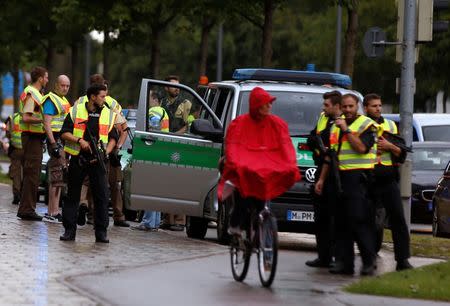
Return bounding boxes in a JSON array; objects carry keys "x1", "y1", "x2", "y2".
[
  {"x1": 19, "y1": 85, "x2": 44, "y2": 133},
  {"x1": 330, "y1": 115, "x2": 377, "y2": 171},
  {"x1": 316, "y1": 112, "x2": 329, "y2": 134},
  {"x1": 9, "y1": 113, "x2": 22, "y2": 149},
  {"x1": 64, "y1": 104, "x2": 116, "y2": 156},
  {"x1": 375, "y1": 118, "x2": 398, "y2": 166},
  {"x1": 148, "y1": 106, "x2": 169, "y2": 132},
  {"x1": 42, "y1": 92, "x2": 71, "y2": 132},
  {"x1": 76, "y1": 95, "x2": 122, "y2": 113}
]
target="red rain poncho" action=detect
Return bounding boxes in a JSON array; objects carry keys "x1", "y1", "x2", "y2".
[{"x1": 218, "y1": 87, "x2": 301, "y2": 201}]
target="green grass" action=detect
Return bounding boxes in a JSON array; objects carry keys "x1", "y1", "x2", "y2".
[
  {"x1": 0, "y1": 172, "x2": 11, "y2": 184},
  {"x1": 346, "y1": 260, "x2": 450, "y2": 301},
  {"x1": 345, "y1": 230, "x2": 450, "y2": 301},
  {"x1": 383, "y1": 230, "x2": 450, "y2": 259}
]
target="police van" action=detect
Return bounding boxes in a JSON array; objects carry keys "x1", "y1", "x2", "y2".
[{"x1": 122, "y1": 69, "x2": 364, "y2": 243}]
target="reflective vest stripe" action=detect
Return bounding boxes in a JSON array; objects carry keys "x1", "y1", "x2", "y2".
[
  {"x1": 10, "y1": 113, "x2": 22, "y2": 149},
  {"x1": 377, "y1": 118, "x2": 398, "y2": 166},
  {"x1": 148, "y1": 106, "x2": 169, "y2": 132},
  {"x1": 19, "y1": 85, "x2": 44, "y2": 133},
  {"x1": 330, "y1": 115, "x2": 376, "y2": 170},
  {"x1": 64, "y1": 104, "x2": 116, "y2": 155},
  {"x1": 42, "y1": 92, "x2": 71, "y2": 132}
]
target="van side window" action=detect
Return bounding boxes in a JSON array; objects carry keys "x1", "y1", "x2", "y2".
[{"x1": 146, "y1": 84, "x2": 202, "y2": 135}]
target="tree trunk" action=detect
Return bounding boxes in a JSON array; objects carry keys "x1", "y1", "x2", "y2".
[
  {"x1": 45, "y1": 41, "x2": 54, "y2": 92},
  {"x1": 150, "y1": 29, "x2": 161, "y2": 79},
  {"x1": 198, "y1": 17, "x2": 215, "y2": 78},
  {"x1": 70, "y1": 41, "x2": 80, "y2": 103},
  {"x1": 103, "y1": 33, "x2": 110, "y2": 80},
  {"x1": 342, "y1": 1, "x2": 358, "y2": 82},
  {"x1": 12, "y1": 63, "x2": 19, "y2": 113},
  {"x1": 261, "y1": 0, "x2": 274, "y2": 67}
]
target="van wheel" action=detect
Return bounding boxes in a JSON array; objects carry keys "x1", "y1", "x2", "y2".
[
  {"x1": 432, "y1": 204, "x2": 444, "y2": 237},
  {"x1": 217, "y1": 200, "x2": 231, "y2": 245},
  {"x1": 186, "y1": 216, "x2": 208, "y2": 239}
]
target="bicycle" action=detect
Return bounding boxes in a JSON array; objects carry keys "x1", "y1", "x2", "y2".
[{"x1": 228, "y1": 192, "x2": 279, "y2": 287}]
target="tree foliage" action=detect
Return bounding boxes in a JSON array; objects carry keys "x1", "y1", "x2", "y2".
[{"x1": 0, "y1": 0, "x2": 448, "y2": 110}]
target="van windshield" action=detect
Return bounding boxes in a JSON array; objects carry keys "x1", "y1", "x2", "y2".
[
  {"x1": 422, "y1": 125, "x2": 450, "y2": 141},
  {"x1": 238, "y1": 91, "x2": 323, "y2": 135}
]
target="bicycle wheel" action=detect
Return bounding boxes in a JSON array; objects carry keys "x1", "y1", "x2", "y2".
[
  {"x1": 257, "y1": 213, "x2": 278, "y2": 287},
  {"x1": 230, "y1": 234, "x2": 251, "y2": 282}
]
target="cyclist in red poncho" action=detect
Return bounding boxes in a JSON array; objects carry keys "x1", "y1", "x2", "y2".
[{"x1": 218, "y1": 86, "x2": 300, "y2": 235}]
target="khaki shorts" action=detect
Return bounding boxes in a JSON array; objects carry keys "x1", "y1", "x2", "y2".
[{"x1": 47, "y1": 152, "x2": 67, "y2": 187}]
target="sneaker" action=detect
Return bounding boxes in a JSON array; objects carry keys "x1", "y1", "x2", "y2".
[
  {"x1": 43, "y1": 213, "x2": 62, "y2": 223},
  {"x1": 53, "y1": 213, "x2": 63, "y2": 223},
  {"x1": 131, "y1": 224, "x2": 158, "y2": 231}
]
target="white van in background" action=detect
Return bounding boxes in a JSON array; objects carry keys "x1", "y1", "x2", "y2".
[{"x1": 383, "y1": 113, "x2": 450, "y2": 142}]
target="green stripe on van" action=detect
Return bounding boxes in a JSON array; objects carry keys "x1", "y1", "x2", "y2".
[{"x1": 133, "y1": 134, "x2": 221, "y2": 169}]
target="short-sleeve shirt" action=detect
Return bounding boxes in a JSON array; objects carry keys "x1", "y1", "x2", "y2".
[
  {"x1": 22, "y1": 96, "x2": 36, "y2": 114},
  {"x1": 42, "y1": 99, "x2": 58, "y2": 116}
]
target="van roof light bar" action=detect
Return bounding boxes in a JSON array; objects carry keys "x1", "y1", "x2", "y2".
[{"x1": 232, "y1": 68, "x2": 352, "y2": 88}]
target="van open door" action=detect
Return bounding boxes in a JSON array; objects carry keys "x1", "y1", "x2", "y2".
[{"x1": 128, "y1": 79, "x2": 223, "y2": 217}]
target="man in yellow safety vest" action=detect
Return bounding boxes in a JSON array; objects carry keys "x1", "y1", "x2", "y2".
[
  {"x1": 60, "y1": 84, "x2": 118, "y2": 243},
  {"x1": 17, "y1": 66, "x2": 48, "y2": 221}
]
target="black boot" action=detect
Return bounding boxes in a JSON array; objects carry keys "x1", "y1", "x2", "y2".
[
  {"x1": 95, "y1": 232, "x2": 109, "y2": 243},
  {"x1": 329, "y1": 262, "x2": 354, "y2": 275},
  {"x1": 396, "y1": 259, "x2": 413, "y2": 271},
  {"x1": 60, "y1": 231, "x2": 76, "y2": 241}
]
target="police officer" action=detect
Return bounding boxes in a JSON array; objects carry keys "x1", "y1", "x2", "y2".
[
  {"x1": 5, "y1": 112, "x2": 23, "y2": 205},
  {"x1": 316, "y1": 93, "x2": 377, "y2": 276},
  {"x1": 42, "y1": 75, "x2": 71, "y2": 223},
  {"x1": 75, "y1": 74, "x2": 130, "y2": 227},
  {"x1": 305, "y1": 91, "x2": 342, "y2": 268},
  {"x1": 364, "y1": 93, "x2": 413, "y2": 271},
  {"x1": 17, "y1": 66, "x2": 48, "y2": 221},
  {"x1": 60, "y1": 84, "x2": 118, "y2": 242}
]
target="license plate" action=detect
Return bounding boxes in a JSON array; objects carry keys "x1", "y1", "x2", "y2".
[{"x1": 287, "y1": 210, "x2": 315, "y2": 222}]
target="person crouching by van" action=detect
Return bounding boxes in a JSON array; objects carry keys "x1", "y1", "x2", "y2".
[{"x1": 132, "y1": 92, "x2": 168, "y2": 231}]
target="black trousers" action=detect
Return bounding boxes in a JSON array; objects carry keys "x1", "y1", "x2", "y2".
[
  {"x1": 62, "y1": 156, "x2": 110, "y2": 234},
  {"x1": 229, "y1": 192, "x2": 264, "y2": 230},
  {"x1": 334, "y1": 171, "x2": 375, "y2": 268},
  {"x1": 313, "y1": 179, "x2": 334, "y2": 263},
  {"x1": 373, "y1": 178, "x2": 410, "y2": 261}
]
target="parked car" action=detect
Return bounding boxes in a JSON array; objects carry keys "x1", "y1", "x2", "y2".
[
  {"x1": 430, "y1": 144, "x2": 450, "y2": 237},
  {"x1": 122, "y1": 68, "x2": 365, "y2": 243},
  {"x1": 383, "y1": 113, "x2": 450, "y2": 142},
  {"x1": 411, "y1": 142, "x2": 450, "y2": 224}
]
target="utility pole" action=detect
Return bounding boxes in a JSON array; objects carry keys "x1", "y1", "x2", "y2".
[
  {"x1": 399, "y1": 0, "x2": 417, "y2": 230},
  {"x1": 335, "y1": 0, "x2": 342, "y2": 73}
]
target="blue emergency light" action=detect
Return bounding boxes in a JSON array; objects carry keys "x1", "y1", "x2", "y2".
[{"x1": 232, "y1": 68, "x2": 352, "y2": 88}]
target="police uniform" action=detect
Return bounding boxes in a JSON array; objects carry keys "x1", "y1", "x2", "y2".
[
  {"x1": 60, "y1": 102, "x2": 117, "y2": 241},
  {"x1": 18, "y1": 85, "x2": 45, "y2": 220},
  {"x1": 76, "y1": 95, "x2": 128, "y2": 226},
  {"x1": 6, "y1": 112, "x2": 23, "y2": 204},
  {"x1": 329, "y1": 115, "x2": 377, "y2": 274},
  {"x1": 306, "y1": 113, "x2": 335, "y2": 266},
  {"x1": 372, "y1": 116, "x2": 411, "y2": 268}
]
